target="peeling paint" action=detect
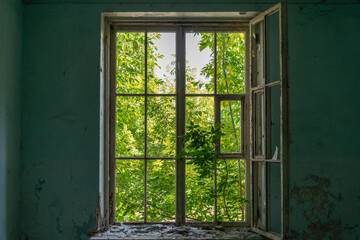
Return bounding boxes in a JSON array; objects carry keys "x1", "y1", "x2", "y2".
[
  {"x1": 35, "y1": 179, "x2": 46, "y2": 200},
  {"x1": 291, "y1": 176, "x2": 344, "y2": 239},
  {"x1": 291, "y1": 175, "x2": 335, "y2": 219},
  {"x1": 73, "y1": 213, "x2": 96, "y2": 239}
]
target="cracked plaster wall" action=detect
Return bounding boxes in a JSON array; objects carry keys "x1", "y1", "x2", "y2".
[{"x1": 18, "y1": 0, "x2": 360, "y2": 240}]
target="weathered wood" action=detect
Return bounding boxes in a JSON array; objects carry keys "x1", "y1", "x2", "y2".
[
  {"x1": 109, "y1": 26, "x2": 117, "y2": 225},
  {"x1": 106, "y1": 21, "x2": 254, "y2": 228},
  {"x1": 279, "y1": 2, "x2": 290, "y2": 239},
  {"x1": 251, "y1": 226, "x2": 282, "y2": 240},
  {"x1": 175, "y1": 27, "x2": 186, "y2": 226}
]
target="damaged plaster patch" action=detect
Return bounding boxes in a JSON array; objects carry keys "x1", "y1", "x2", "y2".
[
  {"x1": 291, "y1": 175, "x2": 341, "y2": 239},
  {"x1": 291, "y1": 175, "x2": 335, "y2": 219},
  {"x1": 35, "y1": 179, "x2": 46, "y2": 200},
  {"x1": 91, "y1": 224, "x2": 263, "y2": 240},
  {"x1": 73, "y1": 213, "x2": 96, "y2": 239}
]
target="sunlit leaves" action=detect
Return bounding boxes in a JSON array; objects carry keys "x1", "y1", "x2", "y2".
[
  {"x1": 116, "y1": 160, "x2": 144, "y2": 222},
  {"x1": 221, "y1": 101, "x2": 242, "y2": 153},
  {"x1": 148, "y1": 97, "x2": 176, "y2": 157},
  {"x1": 216, "y1": 33, "x2": 246, "y2": 94},
  {"x1": 115, "y1": 31, "x2": 247, "y2": 222},
  {"x1": 116, "y1": 32, "x2": 146, "y2": 93},
  {"x1": 116, "y1": 97, "x2": 144, "y2": 157}
]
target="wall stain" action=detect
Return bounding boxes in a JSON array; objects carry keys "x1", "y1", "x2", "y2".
[
  {"x1": 319, "y1": 7, "x2": 335, "y2": 17},
  {"x1": 56, "y1": 217, "x2": 63, "y2": 233},
  {"x1": 50, "y1": 112, "x2": 77, "y2": 124},
  {"x1": 35, "y1": 179, "x2": 46, "y2": 200},
  {"x1": 291, "y1": 175, "x2": 335, "y2": 219},
  {"x1": 73, "y1": 213, "x2": 96, "y2": 239},
  {"x1": 291, "y1": 175, "x2": 343, "y2": 239}
]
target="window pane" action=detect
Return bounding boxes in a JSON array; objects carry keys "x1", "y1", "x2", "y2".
[
  {"x1": 266, "y1": 12, "x2": 280, "y2": 84},
  {"x1": 116, "y1": 96, "x2": 144, "y2": 157},
  {"x1": 147, "y1": 32, "x2": 176, "y2": 94},
  {"x1": 217, "y1": 159, "x2": 246, "y2": 222},
  {"x1": 147, "y1": 97, "x2": 176, "y2": 157},
  {"x1": 254, "y1": 92, "x2": 265, "y2": 157},
  {"x1": 186, "y1": 33, "x2": 214, "y2": 94},
  {"x1": 270, "y1": 85, "x2": 280, "y2": 160},
  {"x1": 269, "y1": 162, "x2": 281, "y2": 234},
  {"x1": 251, "y1": 22, "x2": 265, "y2": 87},
  {"x1": 147, "y1": 160, "x2": 176, "y2": 222},
  {"x1": 186, "y1": 97, "x2": 214, "y2": 130},
  {"x1": 216, "y1": 33, "x2": 245, "y2": 94},
  {"x1": 253, "y1": 161, "x2": 266, "y2": 230},
  {"x1": 220, "y1": 100, "x2": 242, "y2": 153},
  {"x1": 186, "y1": 160, "x2": 214, "y2": 222},
  {"x1": 116, "y1": 160, "x2": 144, "y2": 222},
  {"x1": 116, "y1": 32, "x2": 145, "y2": 94}
]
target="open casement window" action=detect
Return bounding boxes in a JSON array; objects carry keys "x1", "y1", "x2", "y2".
[
  {"x1": 249, "y1": 3, "x2": 289, "y2": 240},
  {"x1": 108, "y1": 23, "x2": 251, "y2": 227},
  {"x1": 99, "y1": 4, "x2": 288, "y2": 239}
]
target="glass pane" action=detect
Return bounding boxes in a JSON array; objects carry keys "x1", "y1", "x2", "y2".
[
  {"x1": 186, "y1": 97, "x2": 214, "y2": 131},
  {"x1": 254, "y1": 92, "x2": 265, "y2": 157},
  {"x1": 251, "y1": 22, "x2": 265, "y2": 87},
  {"x1": 217, "y1": 159, "x2": 246, "y2": 222},
  {"x1": 186, "y1": 160, "x2": 214, "y2": 222},
  {"x1": 147, "y1": 160, "x2": 176, "y2": 222},
  {"x1": 147, "y1": 32, "x2": 176, "y2": 94},
  {"x1": 147, "y1": 97, "x2": 176, "y2": 157},
  {"x1": 269, "y1": 162, "x2": 281, "y2": 234},
  {"x1": 186, "y1": 33, "x2": 214, "y2": 94},
  {"x1": 116, "y1": 32, "x2": 145, "y2": 93},
  {"x1": 115, "y1": 160, "x2": 144, "y2": 222},
  {"x1": 220, "y1": 100, "x2": 242, "y2": 153},
  {"x1": 116, "y1": 96, "x2": 144, "y2": 157},
  {"x1": 254, "y1": 161, "x2": 266, "y2": 230},
  {"x1": 270, "y1": 85, "x2": 280, "y2": 160},
  {"x1": 266, "y1": 12, "x2": 280, "y2": 83},
  {"x1": 217, "y1": 33, "x2": 245, "y2": 94}
]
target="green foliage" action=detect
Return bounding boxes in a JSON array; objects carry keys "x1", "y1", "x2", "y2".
[
  {"x1": 114, "y1": 31, "x2": 246, "y2": 223},
  {"x1": 178, "y1": 121, "x2": 222, "y2": 178},
  {"x1": 179, "y1": 121, "x2": 247, "y2": 221}
]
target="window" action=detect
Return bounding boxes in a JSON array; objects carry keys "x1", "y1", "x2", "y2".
[
  {"x1": 99, "y1": 4, "x2": 288, "y2": 240},
  {"x1": 109, "y1": 25, "x2": 249, "y2": 225},
  {"x1": 249, "y1": 3, "x2": 289, "y2": 240}
]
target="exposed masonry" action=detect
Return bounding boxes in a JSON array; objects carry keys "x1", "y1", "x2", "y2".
[{"x1": 91, "y1": 224, "x2": 264, "y2": 239}]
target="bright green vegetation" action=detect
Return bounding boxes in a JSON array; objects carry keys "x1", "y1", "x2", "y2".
[{"x1": 115, "y1": 31, "x2": 246, "y2": 222}]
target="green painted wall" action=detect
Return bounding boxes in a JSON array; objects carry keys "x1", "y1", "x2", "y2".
[
  {"x1": 19, "y1": 1, "x2": 360, "y2": 239},
  {"x1": 0, "y1": 0, "x2": 23, "y2": 239},
  {"x1": 288, "y1": 4, "x2": 360, "y2": 239}
]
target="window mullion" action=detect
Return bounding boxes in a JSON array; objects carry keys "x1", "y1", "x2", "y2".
[
  {"x1": 214, "y1": 32, "x2": 218, "y2": 224},
  {"x1": 144, "y1": 31, "x2": 148, "y2": 223},
  {"x1": 175, "y1": 26, "x2": 186, "y2": 226}
]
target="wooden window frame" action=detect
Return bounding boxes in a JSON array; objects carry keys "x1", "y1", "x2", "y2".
[
  {"x1": 101, "y1": 20, "x2": 251, "y2": 227},
  {"x1": 99, "y1": 5, "x2": 288, "y2": 239},
  {"x1": 249, "y1": 3, "x2": 289, "y2": 240}
]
